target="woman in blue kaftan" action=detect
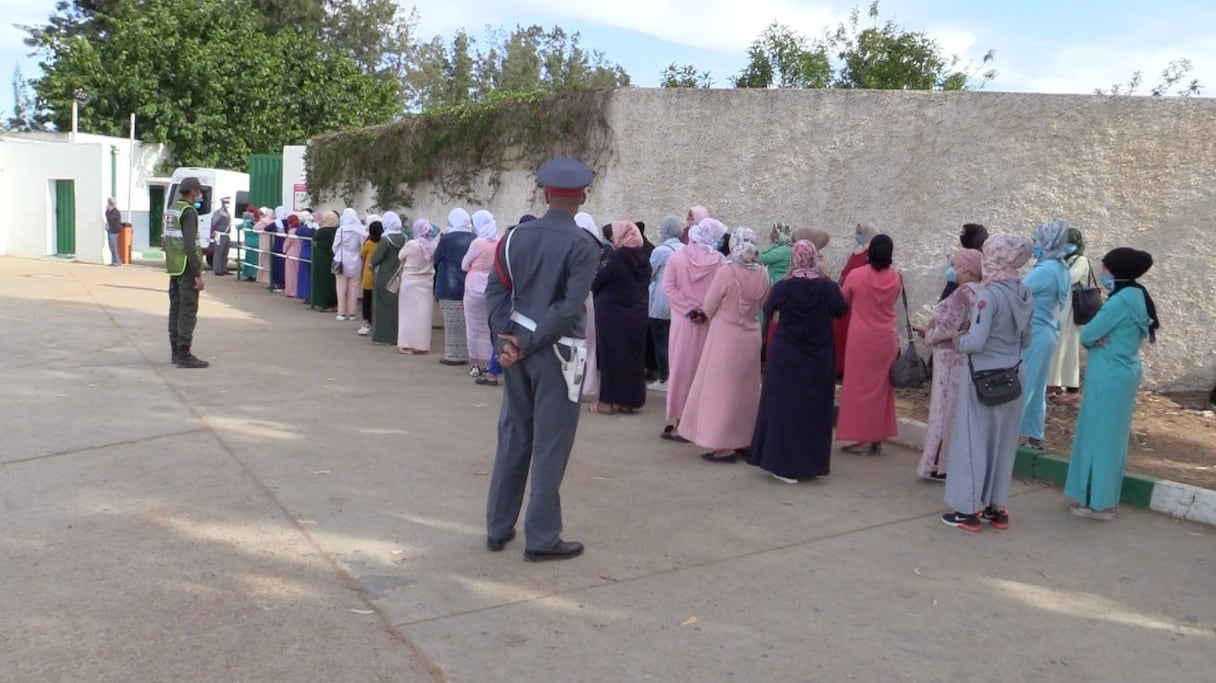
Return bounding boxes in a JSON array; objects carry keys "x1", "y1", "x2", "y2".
[
  {"x1": 1064, "y1": 248, "x2": 1158, "y2": 519},
  {"x1": 1019, "y1": 220, "x2": 1071, "y2": 448}
]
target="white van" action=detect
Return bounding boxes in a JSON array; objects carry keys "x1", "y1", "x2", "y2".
[{"x1": 164, "y1": 167, "x2": 251, "y2": 248}]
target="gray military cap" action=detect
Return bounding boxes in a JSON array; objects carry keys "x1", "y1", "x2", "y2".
[{"x1": 537, "y1": 158, "x2": 593, "y2": 195}]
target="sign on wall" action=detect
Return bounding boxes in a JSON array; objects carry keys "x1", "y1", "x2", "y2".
[{"x1": 292, "y1": 183, "x2": 309, "y2": 211}]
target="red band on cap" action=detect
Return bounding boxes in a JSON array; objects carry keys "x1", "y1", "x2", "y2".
[{"x1": 543, "y1": 187, "x2": 586, "y2": 197}]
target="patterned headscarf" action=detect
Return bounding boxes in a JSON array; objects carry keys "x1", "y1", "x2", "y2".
[
  {"x1": 982, "y1": 233, "x2": 1033, "y2": 285},
  {"x1": 660, "y1": 215, "x2": 683, "y2": 241},
  {"x1": 473, "y1": 210, "x2": 498, "y2": 240},
  {"x1": 772, "y1": 223, "x2": 793, "y2": 246},
  {"x1": 689, "y1": 218, "x2": 728, "y2": 251},
  {"x1": 448, "y1": 208, "x2": 472, "y2": 233},
  {"x1": 729, "y1": 237, "x2": 762, "y2": 269},
  {"x1": 732, "y1": 226, "x2": 757, "y2": 247},
  {"x1": 1033, "y1": 220, "x2": 1070, "y2": 261},
  {"x1": 611, "y1": 221, "x2": 644, "y2": 248},
  {"x1": 1064, "y1": 227, "x2": 1085, "y2": 264},
  {"x1": 790, "y1": 240, "x2": 819, "y2": 279},
  {"x1": 413, "y1": 219, "x2": 436, "y2": 259}
]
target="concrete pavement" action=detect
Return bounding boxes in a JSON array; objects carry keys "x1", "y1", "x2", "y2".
[{"x1": 1, "y1": 256, "x2": 1213, "y2": 682}]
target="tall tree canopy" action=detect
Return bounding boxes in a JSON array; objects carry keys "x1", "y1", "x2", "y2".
[{"x1": 25, "y1": 0, "x2": 397, "y2": 167}]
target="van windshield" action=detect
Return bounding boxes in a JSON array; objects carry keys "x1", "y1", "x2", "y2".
[{"x1": 167, "y1": 184, "x2": 214, "y2": 215}]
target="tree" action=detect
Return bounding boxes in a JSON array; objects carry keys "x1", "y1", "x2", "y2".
[
  {"x1": 731, "y1": 23, "x2": 831, "y2": 88},
  {"x1": 251, "y1": 0, "x2": 325, "y2": 34},
  {"x1": 660, "y1": 63, "x2": 713, "y2": 88},
  {"x1": 27, "y1": 0, "x2": 397, "y2": 166},
  {"x1": 1096, "y1": 59, "x2": 1203, "y2": 96},
  {"x1": 6, "y1": 66, "x2": 42, "y2": 131}
]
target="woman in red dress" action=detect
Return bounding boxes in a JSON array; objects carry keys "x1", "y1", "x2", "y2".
[{"x1": 832, "y1": 223, "x2": 877, "y2": 379}]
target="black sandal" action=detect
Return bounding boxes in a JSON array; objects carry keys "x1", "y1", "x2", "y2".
[
  {"x1": 701, "y1": 452, "x2": 738, "y2": 464},
  {"x1": 661, "y1": 425, "x2": 689, "y2": 443}
]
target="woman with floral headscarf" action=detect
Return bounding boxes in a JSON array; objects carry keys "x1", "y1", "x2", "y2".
[
  {"x1": 748, "y1": 240, "x2": 848, "y2": 481},
  {"x1": 941, "y1": 234, "x2": 1034, "y2": 532},
  {"x1": 660, "y1": 217, "x2": 728, "y2": 441},
  {"x1": 1047, "y1": 227, "x2": 1092, "y2": 403},
  {"x1": 678, "y1": 227, "x2": 771, "y2": 461},
  {"x1": 1019, "y1": 220, "x2": 1072, "y2": 449},
  {"x1": 396, "y1": 219, "x2": 437, "y2": 354},
  {"x1": 433, "y1": 208, "x2": 476, "y2": 365},
  {"x1": 369, "y1": 211, "x2": 407, "y2": 345},
  {"x1": 833, "y1": 223, "x2": 878, "y2": 379},
  {"x1": 914, "y1": 248, "x2": 984, "y2": 481},
  {"x1": 760, "y1": 223, "x2": 794, "y2": 284},
  {"x1": 1065, "y1": 248, "x2": 1158, "y2": 521},
  {"x1": 588, "y1": 221, "x2": 652, "y2": 414},
  {"x1": 461, "y1": 210, "x2": 500, "y2": 378}
]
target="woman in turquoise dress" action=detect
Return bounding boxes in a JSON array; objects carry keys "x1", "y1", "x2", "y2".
[
  {"x1": 1064, "y1": 248, "x2": 1158, "y2": 520},
  {"x1": 1019, "y1": 220, "x2": 1071, "y2": 449}
]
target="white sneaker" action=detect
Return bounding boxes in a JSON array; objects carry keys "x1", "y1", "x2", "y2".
[
  {"x1": 357, "y1": 323, "x2": 371, "y2": 336},
  {"x1": 771, "y1": 473, "x2": 799, "y2": 484},
  {"x1": 647, "y1": 380, "x2": 668, "y2": 392},
  {"x1": 469, "y1": 366, "x2": 483, "y2": 378},
  {"x1": 336, "y1": 314, "x2": 345, "y2": 321}
]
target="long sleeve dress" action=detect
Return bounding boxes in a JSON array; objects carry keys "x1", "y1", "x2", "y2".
[
  {"x1": 1064, "y1": 288, "x2": 1150, "y2": 511},
  {"x1": 748, "y1": 277, "x2": 848, "y2": 479},
  {"x1": 677, "y1": 264, "x2": 771, "y2": 449},
  {"x1": 832, "y1": 251, "x2": 870, "y2": 377},
  {"x1": 309, "y1": 227, "x2": 338, "y2": 310},
  {"x1": 462, "y1": 238, "x2": 498, "y2": 367},
  {"x1": 369, "y1": 233, "x2": 406, "y2": 345},
  {"x1": 1019, "y1": 259, "x2": 1070, "y2": 442},
  {"x1": 295, "y1": 223, "x2": 315, "y2": 302},
  {"x1": 916, "y1": 282, "x2": 980, "y2": 478},
  {"x1": 397, "y1": 239, "x2": 436, "y2": 352},
  {"x1": 835, "y1": 265, "x2": 901, "y2": 443},
  {"x1": 592, "y1": 246, "x2": 652, "y2": 410},
  {"x1": 759, "y1": 244, "x2": 792, "y2": 283},
  {"x1": 661, "y1": 247, "x2": 726, "y2": 423},
  {"x1": 283, "y1": 228, "x2": 301, "y2": 298},
  {"x1": 1048, "y1": 254, "x2": 1093, "y2": 390}
]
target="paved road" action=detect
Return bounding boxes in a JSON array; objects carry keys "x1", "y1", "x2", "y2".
[{"x1": 1, "y1": 257, "x2": 1213, "y2": 682}]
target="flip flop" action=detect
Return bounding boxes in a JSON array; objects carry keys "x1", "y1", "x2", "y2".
[
  {"x1": 588, "y1": 403, "x2": 617, "y2": 415},
  {"x1": 475, "y1": 376, "x2": 499, "y2": 386},
  {"x1": 840, "y1": 443, "x2": 868, "y2": 454},
  {"x1": 701, "y1": 452, "x2": 738, "y2": 464}
]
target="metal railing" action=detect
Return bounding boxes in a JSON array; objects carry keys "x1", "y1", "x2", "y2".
[{"x1": 233, "y1": 224, "x2": 318, "y2": 304}]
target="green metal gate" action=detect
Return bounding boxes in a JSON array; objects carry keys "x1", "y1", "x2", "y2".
[
  {"x1": 53, "y1": 179, "x2": 76, "y2": 255},
  {"x1": 148, "y1": 186, "x2": 165, "y2": 246},
  {"x1": 248, "y1": 154, "x2": 283, "y2": 210}
]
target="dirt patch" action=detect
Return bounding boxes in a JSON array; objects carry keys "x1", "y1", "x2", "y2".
[{"x1": 896, "y1": 387, "x2": 1216, "y2": 489}]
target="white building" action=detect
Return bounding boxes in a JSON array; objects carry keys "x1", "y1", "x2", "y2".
[{"x1": 0, "y1": 131, "x2": 171, "y2": 264}]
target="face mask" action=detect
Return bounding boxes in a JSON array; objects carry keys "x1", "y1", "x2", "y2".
[
  {"x1": 945, "y1": 266, "x2": 957, "y2": 283},
  {"x1": 1032, "y1": 245, "x2": 1043, "y2": 259},
  {"x1": 1101, "y1": 273, "x2": 1115, "y2": 292},
  {"x1": 193, "y1": 201, "x2": 203, "y2": 210},
  {"x1": 854, "y1": 234, "x2": 865, "y2": 245},
  {"x1": 1064, "y1": 243, "x2": 1078, "y2": 255}
]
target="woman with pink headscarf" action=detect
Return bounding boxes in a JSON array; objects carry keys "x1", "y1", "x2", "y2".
[
  {"x1": 461, "y1": 210, "x2": 500, "y2": 377},
  {"x1": 660, "y1": 217, "x2": 728, "y2": 441},
  {"x1": 678, "y1": 205, "x2": 710, "y2": 244},
  {"x1": 588, "y1": 221, "x2": 652, "y2": 414},
  {"x1": 678, "y1": 227, "x2": 771, "y2": 460},
  {"x1": 396, "y1": 219, "x2": 437, "y2": 354},
  {"x1": 914, "y1": 248, "x2": 984, "y2": 481},
  {"x1": 282, "y1": 214, "x2": 302, "y2": 298},
  {"x1": 747, "y1": 240, "x2": 849, "y2": 482}
]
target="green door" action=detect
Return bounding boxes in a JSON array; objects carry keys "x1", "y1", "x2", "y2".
[
  {"x1": 148, "y1": 186, "x2": 165, "y2": 247},
  {"x1": 53, "y1": 180, "x2": 76, "y2": 255}
]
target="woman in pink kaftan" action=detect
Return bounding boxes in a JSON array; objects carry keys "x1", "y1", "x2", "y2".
[
  {"x1": 679, "y1": 228, "x2": 771, "y2": 460},
  {"x1": 837, "y1": 234, "x2": 901, "y2": 453},
  {"x1": 397, "y1": 219, "x2": 437, "y2": 353},
  {"x1": 462, "y1": 210, "x2": 500, "y2": 373},
  {"x1": 660, "y1": 218, "x2": 728, "y2": 441},
  {"x1": 282, "y1": 214, "x2": 301, "y2": 298},
  {"x1": 914, "y1": 248, "x2": 983, "y2": 479}
]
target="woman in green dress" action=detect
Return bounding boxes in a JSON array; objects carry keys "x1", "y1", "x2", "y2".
[
  {"x1": 760, "y1": 223, "x2": 793, "y2": 283},
  {"x1": 310, "y1": 210, "x2": 339, "y2": 311},
  {"x1": 369, "y1": 211, "x2": 408, "y2": 345},
  {"x1": 1064, "y1": 248, "x2": 1158, "y2": 521}
]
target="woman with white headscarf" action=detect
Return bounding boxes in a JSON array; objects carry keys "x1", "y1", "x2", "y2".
[
  {"x1": 250, "y1": 207, "x2": 273, "y2": 283},
  {"x1": 368, "y1": 211, "x2": 407, "y2": 344},
  {"x1": 461, "y1": 210, "x2": 499, "y2": 377},
  {"x1": 678, "y1": 227, "x2": 771, "y2": 461},
  {"x1": 331, "y1": 208, "x2": 367, "y2": 321},
  {"x1": 397, "y1": 219, "x2": 437, "y2": 354},
  {"x1": 433, "y1": 208, "x2": 476, "y2": 365},
  {"x1": 269, "y1": 206, "x2": 289, "y2": 291},
  {"x1": 660, "y1": 217, "x2": 728, "y2": 441},
  {"x1": 575, "y1": 212, "x2": 607, "y2": 397},
  {"x1": 748, "y1": 240, "x2": 848, "y2": 481},
  {"x1": 1019, "y1": 220, "x2": 1072, "y2": 449}
]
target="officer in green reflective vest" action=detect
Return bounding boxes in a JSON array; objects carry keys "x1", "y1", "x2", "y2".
[{"x1": 165, "y1": 177, "x2": 209, "y2": 368}]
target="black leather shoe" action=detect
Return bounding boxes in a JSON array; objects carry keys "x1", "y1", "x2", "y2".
[
  {"x1": 486, "y1": 529, "x2": 516, "y2": 552},
  {"x1": 524, "y1": 540, "x2": 584, "y2": 562},
  {"x1": 439, "y1": 358, "x2": 467, "y2": 366}
]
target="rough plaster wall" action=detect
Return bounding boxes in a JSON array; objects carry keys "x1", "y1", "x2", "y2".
[{"x1": 314, "y1": 89, "x2": 1216, "y2": 391}]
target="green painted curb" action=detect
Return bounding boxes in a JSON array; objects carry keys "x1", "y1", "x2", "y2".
[{"x1": 1013, "y1": 447, "x2": 1159, "y2": 509}]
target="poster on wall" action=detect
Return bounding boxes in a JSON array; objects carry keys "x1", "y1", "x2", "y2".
[{"x1": 292, "y1": 183, "x2": 309, "y2": 211}]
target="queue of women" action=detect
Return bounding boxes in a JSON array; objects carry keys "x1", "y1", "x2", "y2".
[{"x1": 233, "y1": 204, "x2": 1160, "y2": 534}]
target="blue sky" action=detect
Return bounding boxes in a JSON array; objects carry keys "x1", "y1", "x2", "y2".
[{"x1": 2, "y1": 0, "x2": 1213, "y2": 117}]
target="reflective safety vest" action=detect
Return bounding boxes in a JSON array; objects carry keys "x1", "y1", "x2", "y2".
[{"x1": 163, "y1": 200, "x2": 202, "y2": 276}]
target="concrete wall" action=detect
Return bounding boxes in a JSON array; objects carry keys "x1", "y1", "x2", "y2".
[{"x1": 311, "y1": 89, "x2": 1216, "y2": 391}]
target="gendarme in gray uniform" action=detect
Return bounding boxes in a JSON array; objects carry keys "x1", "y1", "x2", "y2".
[{"x1": 484, "y1": 205, "x2": 600, "y2": 555}]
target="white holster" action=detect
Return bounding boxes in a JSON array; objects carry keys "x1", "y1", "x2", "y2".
[{"x1": 509, "y1": 311, "x2": 588, "y2": 403}]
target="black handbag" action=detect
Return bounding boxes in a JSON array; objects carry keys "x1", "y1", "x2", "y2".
[
  {"x1": 969, "y1": 357, "x2": 1022, "y2": 406},
  {"x1": 330, "y1": 226, "x2": 344, "y2": 275},
  {"x1": 1070, "y1": 260, "x2": 1101, "y2": 325},
  {"x1": 890, "y1": 278, "x2": 929, "y2": 388}
]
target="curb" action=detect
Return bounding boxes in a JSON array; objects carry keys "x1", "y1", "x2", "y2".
[{"x1": 893, "y1": 417, "x2": 1216, "y2": 527}]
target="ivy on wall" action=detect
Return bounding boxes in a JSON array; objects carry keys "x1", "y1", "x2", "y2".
[{"x1": 305, "y1": 89, "x2": 615, "y2": 209}]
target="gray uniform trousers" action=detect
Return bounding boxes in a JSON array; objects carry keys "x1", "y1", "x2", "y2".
[
  {"x1": 486, "y1": 343, "x2": 581, "y2": 551},
  {"x1": 168, "y1": 275, "x2": 201, "y2": 347},
  {"x1": 211, "y1": 234, "x2": 231, "y2": 275}
]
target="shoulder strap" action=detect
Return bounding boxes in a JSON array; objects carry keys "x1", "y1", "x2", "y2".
[
  {"x1": 493, "y1": 229, "x2": 515, "y2": 291},
  {"x1": 899, "y1": 275, "x2": 914, "y2": 342}
]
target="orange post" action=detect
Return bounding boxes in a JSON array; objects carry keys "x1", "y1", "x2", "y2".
[{"x1": 119, "y1": 223, "x2": 133, "y2": 264}]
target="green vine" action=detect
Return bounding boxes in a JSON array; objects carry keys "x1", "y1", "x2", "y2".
[{"x1": 305, "y1": 88, "x2": 615, "y2": 209}]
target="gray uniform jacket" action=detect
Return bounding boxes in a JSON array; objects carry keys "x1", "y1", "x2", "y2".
[
  {"x1": 956, "y1": 280, "x2": 1033, "y2": 370},
  {"x1": 486, "y1": 209, "x2": 601, "y2": 356},
  {"x1": 211, "y1": 207, "x2": 231, "y2": 237}
]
